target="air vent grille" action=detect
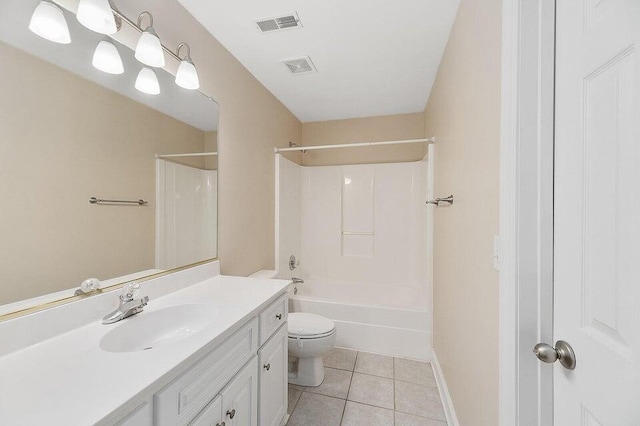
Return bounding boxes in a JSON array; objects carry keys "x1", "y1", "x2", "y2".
[
  {"x1": 282, "y1": 56, "x2": 317, "y2": 75},
  {"x1": 256, "y1": 13, "x2": 302, "y2": 32}
]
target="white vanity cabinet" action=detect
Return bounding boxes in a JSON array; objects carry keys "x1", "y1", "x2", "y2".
[
  {"x1": 114, "y1": 401, "x2": 153, "y2": 426},
  {"x1": 136, "y1": 293, "x2": 288, "y2": 426},
  {"x1": 190, "y1": 357, "x2": 258, "y2": 426}
]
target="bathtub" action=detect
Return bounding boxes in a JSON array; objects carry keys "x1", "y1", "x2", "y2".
[{"x1": 287, "y1": 279, "x2": 432, "y2": 361}]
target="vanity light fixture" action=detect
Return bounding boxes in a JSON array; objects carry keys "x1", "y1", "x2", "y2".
[
  {"x1": 135, "y1": 12, "x2": 165, "y2": 68},
  {"x1": 175, "y1": 43, "x2": 200, "y2": 90},
  {"x1": 28, "y1": 1, "x2": 71, "y2": 44},
  {"x1": 76, "y1": 0, "x2": 118, "y2": 35},
  {"x1": 135, "y1": 67, "x2": 160, "y2": 95},
  {"x1": 92, "y1": 38, "x2": 124, "y2": 74}
]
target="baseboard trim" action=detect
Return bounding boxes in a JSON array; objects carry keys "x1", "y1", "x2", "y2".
[{"x1": 432, "y1": 350, "x2": 460, "y2": 426}]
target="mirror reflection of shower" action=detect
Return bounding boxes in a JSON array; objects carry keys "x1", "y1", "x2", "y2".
[{"x1": 155, "y1": 152, "x2": 218, "y2": 269}]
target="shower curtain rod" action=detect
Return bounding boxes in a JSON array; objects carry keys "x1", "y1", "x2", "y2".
[
  {"x1": 273, "y1": 137, "x2": 435, "y2": 153},
  {"x1": 156, "y1": 152, "x2": 218, "y2": 159}
]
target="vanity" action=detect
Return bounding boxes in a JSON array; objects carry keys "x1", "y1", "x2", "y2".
[{"x1": 0, "y1": 261, "x2": 290, "y2": 426}]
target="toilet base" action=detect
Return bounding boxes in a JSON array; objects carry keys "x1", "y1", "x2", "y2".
[{"x1": 288, "y1": 356, "x2": 326, "y2": 387}]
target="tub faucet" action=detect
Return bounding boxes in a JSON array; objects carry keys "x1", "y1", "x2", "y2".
[
  {"x1": 102, "y1": 283, "x2": 149, "y2": 325},
  {"x1": 292, "y1": 277, "x2": 304, "y2": 284}
]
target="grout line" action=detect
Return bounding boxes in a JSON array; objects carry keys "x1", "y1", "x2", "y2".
[
  {"x1": 339, "y1": 351, "x2": 358, "y2": 425},
  {"x1": 393, "y1": 357, "x2": 396, "y2": 425},
  {"x1": 394, "y1": 408, "x2": 447, "y2": 424},
  {"x1": 393, "y1": 357, "x2": 396, "y2": 413}
]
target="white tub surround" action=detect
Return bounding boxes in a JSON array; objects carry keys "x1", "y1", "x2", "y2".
[
  {"x1": 275, "y1": 157, "x2": 431, "y2": 360},
  {"x1": 0, "y1": 263, "x2": 290, "y2": 425}
]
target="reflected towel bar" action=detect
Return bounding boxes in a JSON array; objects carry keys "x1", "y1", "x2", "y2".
[
  {"x1": 89, "y1": 197, "x2": 148, "y2": 206},
  {"x1": 426, "y1": 195, "x2": 454, "y2": 206}
]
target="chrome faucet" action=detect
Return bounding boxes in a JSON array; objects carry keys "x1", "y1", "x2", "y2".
[
  {"x1": 102, "y1": 283, "x2": 149, "y2": 325},
  {"x1": 292, "y1": 277, "x2": 304, "y2": 284}
]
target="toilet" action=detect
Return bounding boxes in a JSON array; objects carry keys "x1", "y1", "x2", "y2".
[{"x1": 288, "y1": 312, "x2": 336, "y2": 387}]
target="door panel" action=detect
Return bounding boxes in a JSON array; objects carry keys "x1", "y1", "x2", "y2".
[{"x1": 555, "y1": 0, "x2": 640, "y2": 424}]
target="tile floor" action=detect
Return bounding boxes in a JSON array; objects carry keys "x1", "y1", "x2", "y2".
[{"x1": 287, "y1": 348, "x2": 447, "y2": 426}]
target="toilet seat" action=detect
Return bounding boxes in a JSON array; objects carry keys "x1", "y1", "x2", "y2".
[{"x1": 288, "y1": 313, "x2": 335, "y2": 339}]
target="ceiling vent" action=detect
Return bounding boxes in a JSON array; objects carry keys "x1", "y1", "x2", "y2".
[
  {"x1": 282, "y1": 56, "x2": 318, "y2": 75},
  {"x1": 256, "y1": 13, "x2": 302, "y2": 33}
]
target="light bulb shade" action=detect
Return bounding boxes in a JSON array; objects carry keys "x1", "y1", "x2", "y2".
[
  {"x1": 77, "y1": 0, "x2": 117, "y2": 34},
  {"x1": 29, "y1": 1, "x2": 71, "y2": 44},
  {"x1": 135, "y1": 67, "x2": 160, "y2": 95},
  {"x1": 92, "y1": 39, "x2": 124, "y2": 74},
  {"x1": 175, "y1": 57, "x2": 200, "y2": 90},
  {"x1": 135, "y1": 27, "x2": 165, "y2": 68}
]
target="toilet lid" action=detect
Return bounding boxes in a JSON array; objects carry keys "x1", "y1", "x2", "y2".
[{"x1": 288, "y1": 313, "x2": 335, "y2": 338}]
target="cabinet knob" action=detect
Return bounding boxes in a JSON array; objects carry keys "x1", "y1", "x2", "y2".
[
  {"x1": 226, "y1": 409, "x2": 236, "y2": 419},
  {"x1": 276, "y1": 314, "x2": 282, "y2": 320},
  {"x1": 264, "y1": 363, "x2": 271, "y2": 371}
]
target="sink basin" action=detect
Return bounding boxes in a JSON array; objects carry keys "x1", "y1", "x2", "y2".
[{"x1": 100, "y1": 304, "x2": 218, "y2": 353}]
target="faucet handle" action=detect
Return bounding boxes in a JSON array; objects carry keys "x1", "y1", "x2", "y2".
[{"x1": 120, "y1": 282, "x2": 140, "y2": 301}]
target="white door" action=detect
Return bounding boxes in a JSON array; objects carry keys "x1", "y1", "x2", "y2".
[{"x1": 554, "y1": 0, "x2": 640, "y2": 424}]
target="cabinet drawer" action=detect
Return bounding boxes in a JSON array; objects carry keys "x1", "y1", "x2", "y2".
[
  {"x1": 155, "y1": 317, "x2": 258, "y2": 426},
  {"x1": 259, "y1": 294, "x2": 287, "y2": 345}
]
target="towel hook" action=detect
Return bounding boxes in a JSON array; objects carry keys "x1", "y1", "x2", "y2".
[{"x1": 426, "y1": 195, "x2": 454, "y2": 206}]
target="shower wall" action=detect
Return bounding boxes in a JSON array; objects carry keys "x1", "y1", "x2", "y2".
[
  {"x1": 156, "y1": 160, "x2": 218, "y2": 270},
  {"x1": 278, "y1": 156, "x2": 429, "y2": 309}
]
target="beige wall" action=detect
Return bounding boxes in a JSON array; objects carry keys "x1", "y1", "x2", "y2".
[
  {"x1": 0, "y1": 41, "x2": 206, "y2": 304},
  {"x1": 300, "y1": 113, "x2": 426, "y2": 166},
  {"x1": 115, "y1": 0, "x2": 302, "y2": 276},
  {"x1": 423, "y1": 0, "x2": 501, "y2": 425}
]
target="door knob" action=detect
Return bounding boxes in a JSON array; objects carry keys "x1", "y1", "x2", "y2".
[{"x1": 533, "y1": 340, "x2": 576, "y2": 370}]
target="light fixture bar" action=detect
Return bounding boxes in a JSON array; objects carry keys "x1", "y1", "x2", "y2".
[{"x1": 111, "y1": 9, "x2": 181, "y2": 63}]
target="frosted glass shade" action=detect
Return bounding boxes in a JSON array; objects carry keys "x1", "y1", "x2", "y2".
[
  {"x1": 135, "y1": 28, "x2": 165, "y2": 68},
  {"x1": 175, "y1": 57, "x2": 199, "y2": 90},
  {"x1": 92, "y1": 39, "x2": 124, "y2": 74},
  {"x1": 29, "y1": 1, "x2": 71, "y2": 44},
  {"x1": 77, "y1": 0, "x2": 117, "y2": 35},
  {"x1": 135, "y1": 67, "x2": 160, "y2": 95}
]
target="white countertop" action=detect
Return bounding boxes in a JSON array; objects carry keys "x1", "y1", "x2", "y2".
[{"x1": 0, "y1": 275, "x2": 289, "y2": 426}]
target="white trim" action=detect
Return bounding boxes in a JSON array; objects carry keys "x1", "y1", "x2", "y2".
[
  {"x1": 499, "y1": 0, "x2": 555, "y2": 425},
  {"x1": 431, "y1": 350, "x2": 460, "y2": 426}
]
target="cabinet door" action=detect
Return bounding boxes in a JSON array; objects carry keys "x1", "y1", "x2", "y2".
[
  {"x1": 221, "y1": 357, "x2": 258, "y2": 426},
  {"x1": 189, "y1": 395, "x2": 223, "y2": 426},
  {"x1": 258, "y1": 324, "x2": 288, "y2": 426}
]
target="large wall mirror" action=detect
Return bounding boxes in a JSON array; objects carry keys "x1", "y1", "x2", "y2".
[{"x1": 0, "y1": 0, "x2": 219, "y2": 318}]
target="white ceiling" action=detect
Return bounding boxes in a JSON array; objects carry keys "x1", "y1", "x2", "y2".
[{"x1": 178, "y1": 0, "x2": 460, "y2": 123}]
